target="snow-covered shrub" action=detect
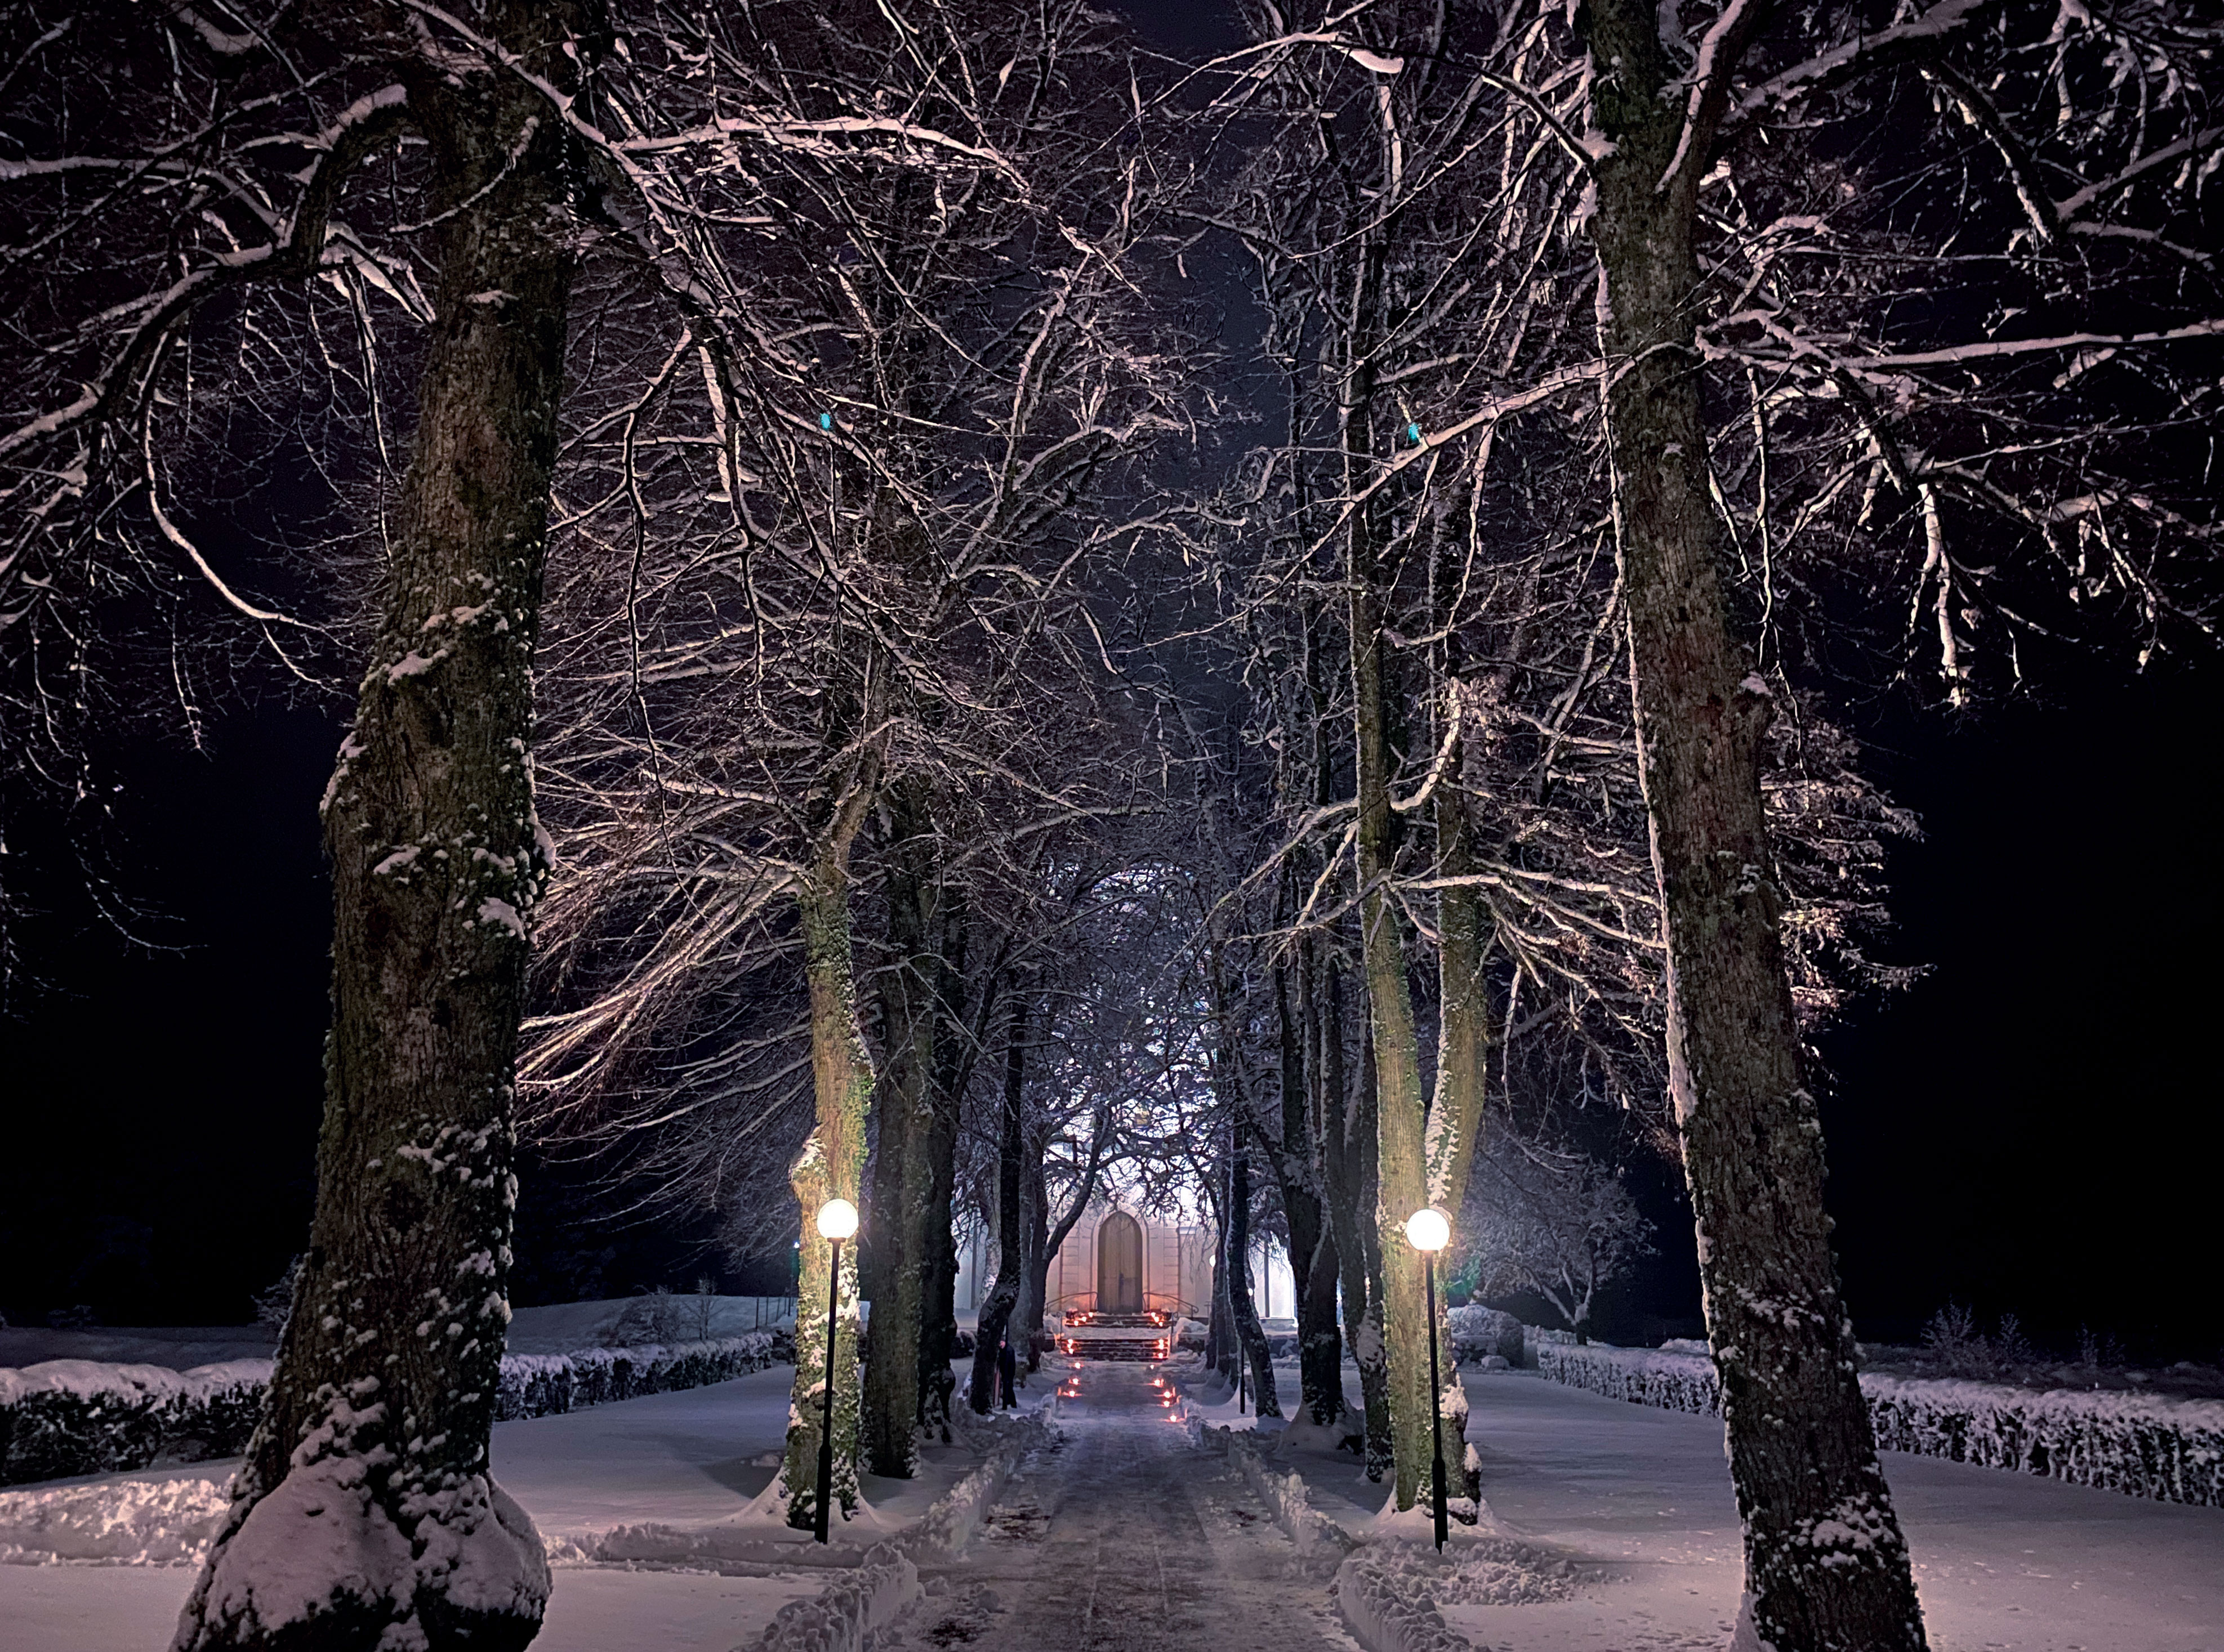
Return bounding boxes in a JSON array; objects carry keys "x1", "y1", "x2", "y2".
[
  {"x1": 1536, "y1": 1341, "x2": 1720, "y2": 1414},
  {"x1": 0, "y1": 1360, "x2": 268, "y2": 1486},
  {"x1": 1862, "y1": 1374, "x2": 2224, "y2": 1506},
  {"x1": 0, "y1": 1333, "x2": 781, "y2": 1486},
  {"x1": 1447, "y1": 1305, "x2": 1524, "y2": 1366},
  {"x1": 1537, "y1": 1342, "x2": 2224, "y2": 1507},
  {"x1": 491, "y1": 1334, "x2": 781, "y2": 1419}
]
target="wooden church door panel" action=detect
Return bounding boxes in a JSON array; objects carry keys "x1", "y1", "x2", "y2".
[{"x1": 1097, "y1": 1210, "x2": 1144, "y2": 1314}]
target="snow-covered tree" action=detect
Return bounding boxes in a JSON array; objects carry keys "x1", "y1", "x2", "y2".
[{"x1": 1465, "y1": 1143, "x2": 1653, "y2": 1345}]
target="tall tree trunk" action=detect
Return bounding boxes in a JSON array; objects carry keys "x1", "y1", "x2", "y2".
[
  {"x1": 1020, "y1": 1106, "x2": 1106, "y2": 1371},
  {"x1": 176, "y1": 29, "x2": 580, "y2": 1648},
  {"x1": 861, "y1": 806, "x2": 939, "y2": 1478},
  {"x1": 1322, "y1": 972, "x2": 1392, "y2": 1477},
  {"x1": 1428, "y1": 724, "x2": 1490, "y2": 1507},
  {"x1": 914, "y1": 900, "x2": 970, "y2": 1439},
  {"x1": 1277, "y1": 948, "x2": 1343, "y2": 1425},
  {"x1": 1225, "y1": 1127, "x2": 1281, "y2": 1417},
  {"x1": 1349, "y1": 496, "x2": 1436, "y2": 1511},
  {"x1": 967, "y1": 997, "x2": 1026, "y2": 1412},
  {"x1": 779, "y1": 825, "x2": 879, "y2": 1530},
  {"x1": 1204, "y1": 1155, "x2": 1235, "y2": 1379},
  {"x1": 1016, "y1": 1135, "x2": 1048, "y2": 1370},
  {"x1": 1584, "y1": 4, "x2": 1927, "y2": 1646}
]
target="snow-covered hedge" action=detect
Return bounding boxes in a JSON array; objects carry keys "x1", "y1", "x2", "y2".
[
  {"x1": 491, "y1": 1334, "x2": 780, "y2": 1421},
  {"x1": 0, "y1": 1333, "x2": 780, "y2": 1488},
  {"x1": 0, "y1": 1361, "x2": 268, "y2": 1488},
  {"x1": 1447, "y1": 1305, "x2": 1525, "y2": 1367},
  {"x1": 1536, "y1": 1342, "x2": 2224, "y2": 1508}
]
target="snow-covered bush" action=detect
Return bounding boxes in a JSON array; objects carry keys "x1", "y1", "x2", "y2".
[
  {"x1": 0, "y1": 1360, "x2": 266, "y2": 1486},
  {"x1": 1536, "y1": 1342, "x2": 2224, "y2": 1507},
  {"x1": 1536, "y1": 1342, "x2": 1719, "y2": 1415},
  {"x1": 0, "y1": 1333, "x2": 781, "y2": 1487},
  {"x1": 1446, "y1": 1305, "x2": 1524, "y2": 1366},
  {"x1": 491, "y1": 1335, "x2": 778, "y2": 1419}
]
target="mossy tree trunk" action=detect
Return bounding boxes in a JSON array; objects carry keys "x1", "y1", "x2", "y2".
[
  {"x1": 1349, "y1": 494, "x2": 1438, "y2": 1512},
  {"x1": 176, "y1": 12, "x2": 588, "y2": 1647},
  {"x1": 1583, "y1": 3, "x2": 1927, "y2": 1646},
  {"x1": 781, "y1": 816, "x2": 879, "y2": 1530},
  {"x1": 1426, "y1": 710, "x2": 1490, "y2": 1505}
]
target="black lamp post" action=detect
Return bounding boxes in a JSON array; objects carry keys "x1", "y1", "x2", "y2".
[
  {"x1": 1405, "y1": 1207, "x2": 1452, "y2": 1552},
  {"x1": 811, "y1": 1198, "x2": 858, "y2": 1544}
]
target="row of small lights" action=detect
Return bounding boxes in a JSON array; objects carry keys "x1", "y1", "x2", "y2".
[{"x1": 1062, "y1": 1309, "x2": 1171, "y2": 1328}]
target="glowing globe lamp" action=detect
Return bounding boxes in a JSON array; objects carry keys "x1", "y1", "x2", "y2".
[{"x1": 1405, "y1": 1207, "x2": 1450, "y2": 1253}]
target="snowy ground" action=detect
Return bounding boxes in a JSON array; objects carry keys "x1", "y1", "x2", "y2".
[
  {"x1": 0, "y1": 1359, "x2": 1037, "y2": 1651},
  {"x1": 1216, "y1": 1362, "x2": 2224, "y2": 1652},
  {"x1": 5, "y1": 1352, "x2": 2219, "y2": 1651}
]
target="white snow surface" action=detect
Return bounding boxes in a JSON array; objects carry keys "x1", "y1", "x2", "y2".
[
  {"x1": 1280, "y1": 1365, "x2": 2224, "y2": 1651},
  {"x1": 8, "y1": 1355, "x2": 2224, "y2": 1651},
  {"x1": 0, "y1": 1360, "x2": 1019, "y2": 1651}
]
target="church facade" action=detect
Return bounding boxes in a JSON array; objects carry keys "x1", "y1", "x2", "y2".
[{"x1": 952, "y1": 1197, "x2": 1296, "y2": 1324}]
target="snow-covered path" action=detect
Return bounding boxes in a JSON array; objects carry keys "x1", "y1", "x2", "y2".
[{"x1": 881, "y1": 1362, "x2": 1351, "y2": 1652}]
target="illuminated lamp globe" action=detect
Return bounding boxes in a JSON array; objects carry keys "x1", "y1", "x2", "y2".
[
  {"x1": 817, "y1": 1198, "x2": 860, "y2": 1242},
  {"x1": 1405, "y1": 1207, "x2": 1451, "y2": 1253}
]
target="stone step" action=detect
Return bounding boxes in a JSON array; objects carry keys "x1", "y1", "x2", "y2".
[{"x1": 1053, "y1": 1331, "x2": 1171, "y2": 1361}]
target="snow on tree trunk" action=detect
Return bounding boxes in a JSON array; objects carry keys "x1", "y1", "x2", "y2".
[
  {"x1": 1350, "y1": 494, "x2": 1438, "y2": 1512},
  {"x1": 1425, "y1": 725, "x2": 1489, "y2": 1503},
  {"x1": 1584, "y1": 3, "x2": 1928, "y2": 1646},
  {"x1": 781, "y1": 852, "x2": 876, "y2": 1530},
  {"x1": 173, "y1": 24, "x2": 582, "y2": 1646}
]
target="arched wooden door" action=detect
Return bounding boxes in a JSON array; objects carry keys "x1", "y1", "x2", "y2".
[{"x1": 1096, "y1": 1210, "x2": 1144, "y2": 1314}]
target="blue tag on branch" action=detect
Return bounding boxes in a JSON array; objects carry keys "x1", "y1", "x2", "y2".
[
  {"x1": 819, "y1": 412, "x2": 835, "y2": 430},
  {"x1": 1407, "y1": 422, "x2": 1423, "y2": 445}
]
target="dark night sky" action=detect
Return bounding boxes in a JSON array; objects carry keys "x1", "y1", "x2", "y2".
[{"x1": 4, "y1": 0, "x2": 2217, "y2": 1360}]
